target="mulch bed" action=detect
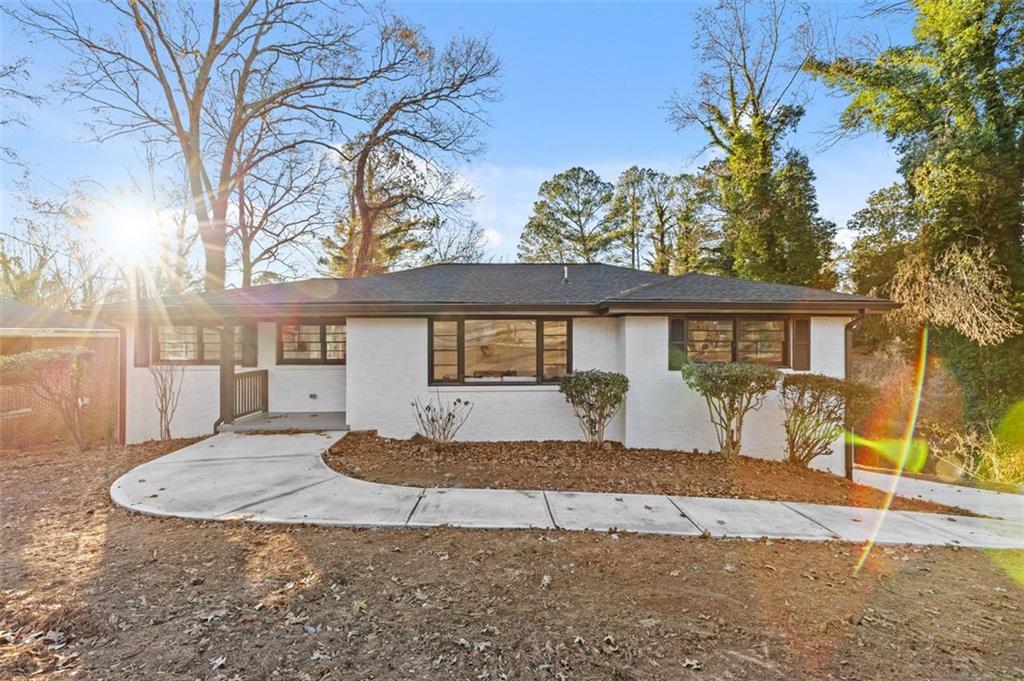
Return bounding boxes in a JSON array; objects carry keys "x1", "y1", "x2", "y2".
[
  {"x1": 326, "y1": 432, "x2": 973, "y2": 516},
  {"x1": 1, "y1": 438, "x2": 1022, "y2": 679}
]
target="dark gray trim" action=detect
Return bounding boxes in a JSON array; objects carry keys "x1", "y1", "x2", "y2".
[
  {"x1": 110, "y1": 299, "x2": 896, "y2": 323},
  {"x1": 428, "y1": 316, "x2": 573, "y2": 386},
  {"x1": 669, "y1": 314, "x2": 791, "y2": 369},
  {"x1": 276, "y1": 319, "x2": 347, "y2": 365},
  {"x1": 152, "y1": 323, "x2": 253, "y2": 366}
]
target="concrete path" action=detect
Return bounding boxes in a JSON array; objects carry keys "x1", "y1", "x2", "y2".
[
  {"x1": 854, "y1": 468, "x2": 1023, "y2": 522},
  {"x1": 111, "y1": 433, "x2": 1024, "y2": 550}
]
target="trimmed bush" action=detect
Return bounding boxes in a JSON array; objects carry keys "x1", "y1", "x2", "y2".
[
  {"x1": 0, "y1": 346, "x2": 94, "y2": 450},
  {"x1": 681, "y1": 361, "x2": 780, "y2": 457},
  {"x1": 559, "y1": 369, "x2": 629, "y2": 445},
  {"x1": 780, "y1": 374, "x2": 872, "y2": 467}
]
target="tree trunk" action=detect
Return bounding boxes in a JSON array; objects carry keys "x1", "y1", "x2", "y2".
[
  {"x1": 239, "y1": 179, "x2": 252, "y2": 288},
  {"x1": 351, "y1": 146, "x2": 376, "y2": 278},
  {"x1": 201, "y1": 193, "x2": 230, "y2": 290},
  {"x1": 353, "y1": 207, "x2": 375, "y2": 277},
  {"x1": 201, "y1": 229, "x2": 227, "y2": 291}
]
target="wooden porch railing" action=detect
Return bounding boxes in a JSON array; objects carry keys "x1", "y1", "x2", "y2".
[{"x1": 232, "y1": 369, "x2": 268, "y2": 420}]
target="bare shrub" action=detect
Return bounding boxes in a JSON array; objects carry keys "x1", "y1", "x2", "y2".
[
  {"x1": 926, "y1": 418, "x2": 1024, "y2": 485},
  {"x1": 149, "y1": 364, "x2": 184, "y2": 440},
  {"x1": 888, "y1": 245, "x2": 1022, "y2": 345},
  {"x1": 0, "y1": 346, "x2": 93, "y2": 450},
  {"x1": 411, "y1": 391, "x2": 472, "y2": 444}
]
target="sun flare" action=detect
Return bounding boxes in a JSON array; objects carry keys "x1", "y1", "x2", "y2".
[{"x1": 93, "y1": 198, "x2": 165, "y2": 268}]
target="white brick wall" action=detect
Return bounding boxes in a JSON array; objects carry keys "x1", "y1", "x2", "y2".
[
  {"x1": 620, "y1": 316, "x2": 850, "y2": 474},
  {"x1": 346, "y1": 317, "x2": 623, "y2": 442},
  {"x1": 123, "y1": 313, "x2": 851, "y2": 475},
  {"x1": 123, "y1": 322, "x2": 345, "y2": 443}
]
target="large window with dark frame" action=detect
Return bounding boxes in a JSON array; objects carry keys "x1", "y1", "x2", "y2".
[
  {"x1": 668, "y1": 316, "x2": 789, "y2": 369},
  {"x1": 429, "y1": 318, "x2": 571, "y2": 385},
  {"x1": 153, "y1": 324, "x2": 251, "y2": 365},
  {"x1": 278, "y1": 321, "x2": 346, "y2": 364}
]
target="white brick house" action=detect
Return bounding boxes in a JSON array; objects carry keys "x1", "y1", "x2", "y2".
[{"x1": 100, "y1": 264, "x2": 894, "y2": 476}]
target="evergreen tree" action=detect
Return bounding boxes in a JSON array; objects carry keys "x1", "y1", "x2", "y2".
[
  {"x1": 667, "y1": 0, "x2": 837, "y2": 286},
  {"x1": 609, "y1": 166, "x2": 646, "y2": 269},
  {"x1": 846, "y1": 183, "x2": 918, "y2": 297},
  {"x1": 668, "y1": 172, "x2": 720, "y2": 275},
  {"x1": 518, "y1": 167, "x2": 619, "y2": 263}
]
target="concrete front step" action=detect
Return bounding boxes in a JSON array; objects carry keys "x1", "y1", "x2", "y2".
[{"x1": 218, "y1": 411, "x2": 349, "y2": 433}]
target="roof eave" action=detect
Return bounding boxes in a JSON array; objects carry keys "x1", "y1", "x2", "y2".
[
  {"x1": 102, "y1": 300, "x2": 607, "y2": 321},
  {"x1": 0, "y1": 327, "x2": 120, "y2": 337},
  {"x1": 600, "y1": 300, "x2": 899, "y2": 315}
]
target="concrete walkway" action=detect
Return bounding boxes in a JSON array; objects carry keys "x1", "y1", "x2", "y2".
[
  {"x1": 111, "y1": 433, "x2": 1024, "y2": 550},
  {"x1": 854, "y1": 467, "x2": 1023, "y2": 522}
]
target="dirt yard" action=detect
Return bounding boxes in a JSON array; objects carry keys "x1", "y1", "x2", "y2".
[
  {"x1": 326, "y1": 432, "x2": 970, "y2": 515},
  {"x1": 2, "y1": 440, "x2": 1022, "y2": 680}
]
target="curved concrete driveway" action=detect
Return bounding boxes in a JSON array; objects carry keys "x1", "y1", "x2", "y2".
[{"x1": 111, "y1": 433, "x2": 1024, "y2": 550}]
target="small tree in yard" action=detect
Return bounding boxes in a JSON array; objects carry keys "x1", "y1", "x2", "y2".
[
  {"x1": 780, "y1": 374, "x2": 871, "y2": 468},
  {"x1": 681, "y1": 361, "x2": 779, "y2": 457},
  {"x1": 559, "y1": 370, "x2": 629, "y2": 445},
  {"x1": 411, "y1": 391, "x2": 473, "y2": 444},
  {"x1": 0, "y1": 347, "x2": 93, "y2": 450},
  {"x1": 149, "y1": 364, "x2": 184, "y2": 441}
]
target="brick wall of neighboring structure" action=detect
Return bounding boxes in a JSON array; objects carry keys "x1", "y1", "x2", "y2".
[{"x1": 0, "y1": 335, "x2": 119, "y2": 449}]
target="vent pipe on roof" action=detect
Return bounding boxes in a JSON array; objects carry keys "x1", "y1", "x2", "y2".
[{"x1": 563, "y1": 265, "x2": 569, "y2": 283}]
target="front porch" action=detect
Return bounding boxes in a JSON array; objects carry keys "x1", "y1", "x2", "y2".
[
  {"x1": 218, "y1": 411, "x2": 349, "y2": 433},
  {"x1": 211, "y1": 320, "x2": 348, "y2": 435}
]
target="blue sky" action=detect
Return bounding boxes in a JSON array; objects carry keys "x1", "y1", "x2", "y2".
[{"x1": 1, "y1": 1, "x2": 912, "y2": 266}]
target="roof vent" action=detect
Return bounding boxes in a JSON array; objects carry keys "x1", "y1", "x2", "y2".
[{"x1": 563, "y1": 265, "x2": 569, "y2": 283}]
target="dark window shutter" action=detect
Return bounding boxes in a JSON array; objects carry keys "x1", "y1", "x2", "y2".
[
  {"x1": 242, "y1": 324, "x2": 258, "y2": 367},
  {"x1": 134, "y1": 321, "x2": 151, "y2": 367},
  {"x1": 668, "y1": 318, "x2": 687, "y2": 370},
  {"x1": 792, "y1": 317, "x2": 811, "y2": 371}
]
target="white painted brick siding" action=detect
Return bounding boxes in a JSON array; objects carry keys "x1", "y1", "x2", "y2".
[
  {"x1": 123, "y1": 322, "x2": 345, "y2": 443},
  {"x1": 346, "y1": 317, "x2": 624, "y2": 442},
  {"x1": 620, "y1": 316, "x2": 849, "y2": 474},
  {"x1": 122, "y1": 313, "x2": 851, "y2": 475}
]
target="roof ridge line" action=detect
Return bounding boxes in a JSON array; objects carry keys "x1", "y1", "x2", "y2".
[{"x1": 602, "y1": 271, "x2": 693, "y2": 302}]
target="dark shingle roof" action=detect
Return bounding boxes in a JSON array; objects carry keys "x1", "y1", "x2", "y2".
[
  {"x1": 160, "y1": 263, "x2": 674, "y2": 307},
  {"x1": 1, "y1": 298, "x2": 116, "y2": 331},
  {"x1": 608, "y1": 272, "x2": 889, "y2": 305},
  {"x1": 102, "y1": 263, "x2": 895, "y2": 317}
]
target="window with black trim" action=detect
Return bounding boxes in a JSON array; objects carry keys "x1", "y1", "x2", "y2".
[
  {"x1": 153, "y1": 324, "x2": 252, "y2": 365},
  {"x1": 668, "y1": 316, "x2": 789, "y2": 369},
  {"x1": 278, "y1": 321, "x2": 346, "y2": 364},
  {"x1": 429, "y1": 318, "x2": 571, "y2": 385}
]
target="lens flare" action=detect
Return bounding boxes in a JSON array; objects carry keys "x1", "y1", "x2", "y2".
[
  {"x1": 995, "y1": 401, "x2": 1024, "y2": 450},
  {"x1": 853, "y1": 327, "x2": 930, "y2": 574},
  {"x1": 846, "y1": 433, "x2": 928, "y2": 472}
]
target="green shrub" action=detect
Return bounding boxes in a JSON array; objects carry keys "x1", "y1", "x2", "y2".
[
  {"x1": 0, "y1": 346, "x2": 94, "y2": 450},
  {"x1": 780, "y1": 374, "x2": 872, "y2": 467},
  {"x1": 559, "y1": 369, "x2": 629, "y2": 445},
  {"x1": 681, "y1": 361, "x2": 780, "y2": 457}
]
